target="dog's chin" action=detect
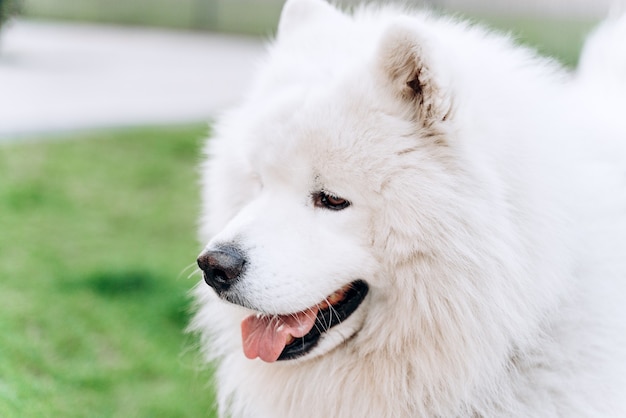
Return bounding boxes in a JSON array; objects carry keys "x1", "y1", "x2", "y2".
[{"x1": 222, "y1": 280, "x2": 370, "y2": 363}]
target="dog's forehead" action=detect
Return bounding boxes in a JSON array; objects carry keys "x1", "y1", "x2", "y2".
[
  {"x1": 238, "y1": 97, "x2": 419, "y2": 199},
  {"x1": 244, "y1": 94, "x2": 377, "y2": 175}
]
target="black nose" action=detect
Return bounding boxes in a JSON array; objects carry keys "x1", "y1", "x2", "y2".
[{"x1": 197, "y1": 245, "x2": 246, "y2": 293}]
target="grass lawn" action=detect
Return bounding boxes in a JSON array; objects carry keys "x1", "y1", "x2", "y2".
[{"x1": 0, "y1": 124, "x2": 217, "y2": 417}]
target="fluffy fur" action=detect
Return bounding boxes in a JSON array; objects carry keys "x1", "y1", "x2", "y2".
[{"x1": 190, "y1": 1, "x2": 626, "y2": 416}]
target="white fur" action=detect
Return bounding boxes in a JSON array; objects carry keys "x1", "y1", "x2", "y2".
[{"x1": 190, "y1": 1, "x2": 626, "y2": 417}]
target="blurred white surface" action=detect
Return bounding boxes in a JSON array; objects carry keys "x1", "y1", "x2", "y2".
[{"x1": 0, "y1": 20, "x2": 265, "y2": 138}]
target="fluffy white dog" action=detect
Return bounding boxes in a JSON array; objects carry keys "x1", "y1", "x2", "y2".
[{"x1": 191, "y1": 1, "x2": 626, "y2": 416}]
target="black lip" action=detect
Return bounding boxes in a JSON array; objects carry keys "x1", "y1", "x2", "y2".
[{"x1": 277, "y1": 280, "x2": 369, "y2": 361}]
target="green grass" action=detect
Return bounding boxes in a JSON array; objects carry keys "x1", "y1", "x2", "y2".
[{"x1": 0, "y1": 125, "x2": 217, "y2": 417}]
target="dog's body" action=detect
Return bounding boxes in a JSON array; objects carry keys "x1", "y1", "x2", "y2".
[{"x1": 191, "y1": 1, "x2": 626, "y2": 416}]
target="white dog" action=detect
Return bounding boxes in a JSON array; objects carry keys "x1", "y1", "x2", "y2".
[{"x1": 190, "y1": 1, "x2": 626, "y2": 416}]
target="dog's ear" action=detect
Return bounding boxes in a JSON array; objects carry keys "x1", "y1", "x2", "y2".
[
  {"x1": 278, "y1": 0, "x2": 343, "y2": 38},
  {"x1": 376, "y1": 25, "x2": 452, "y2": 125}
]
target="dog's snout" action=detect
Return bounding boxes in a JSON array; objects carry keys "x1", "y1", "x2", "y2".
[{"x1": 197, "y1": 245, "x2": 246, "y2": 293}]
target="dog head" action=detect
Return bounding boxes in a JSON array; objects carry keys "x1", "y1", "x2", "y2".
[{"x1": 193, "y1": 0, "x2": 568, "y2": 368}]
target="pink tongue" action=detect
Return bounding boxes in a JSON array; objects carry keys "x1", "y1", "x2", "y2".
[{"x1": 241, "y1": 306, "x2": 319, "y2": 363}]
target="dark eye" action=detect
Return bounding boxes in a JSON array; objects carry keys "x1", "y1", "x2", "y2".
[{"x1": 314, "y1": 191, "x2": 350, "y2": 210}]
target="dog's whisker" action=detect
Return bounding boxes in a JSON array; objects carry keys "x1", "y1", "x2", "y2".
[
  {"x1": 177, "y1": 262, "x2": 200, "y2": 280},
  {"x1": 186, "y1": 267, "x2": 202, "y2": 280},
  {"x1": 327, "y1": 304, "x2": 342, "y2": 330}
]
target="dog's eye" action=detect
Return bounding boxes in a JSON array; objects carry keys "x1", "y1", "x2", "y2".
[{"x1": 314, "y1": 191, "x2": 350, "y2": 210}]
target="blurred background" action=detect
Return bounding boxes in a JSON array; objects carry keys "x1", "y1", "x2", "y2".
[
  {"x1": 0, "y1": 0, "x2": 620, "y2": 417},
  {"x1": 16, "y1": 0, "x2": 619, "y2": 32}
]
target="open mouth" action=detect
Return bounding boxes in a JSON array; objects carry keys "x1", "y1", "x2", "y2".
[{"x1": 240, "y1": 280, "x2": 369, "y2": 362}]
